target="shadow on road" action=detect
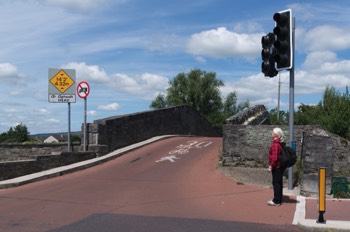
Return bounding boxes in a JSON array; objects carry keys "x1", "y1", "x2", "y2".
[{"x1": 50, "y1": 213, "x2": 303, "y2": 232}]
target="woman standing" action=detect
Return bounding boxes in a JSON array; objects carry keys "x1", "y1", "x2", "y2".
[{"x1": 267, "y1": 127, "x2": 285, "y2": 206}]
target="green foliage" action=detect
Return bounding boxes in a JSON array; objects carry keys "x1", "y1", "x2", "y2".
[
  {"x1": 223, "y1": 92, "x2": 250, "y2": 119},
  {"x1": 322, "y1": 86, "x2": 350, "y2": 138},
  {"x1": 268, "y1": 85, "x2": 350, "y2": 139},
  {"x1": 294, "y1": 86, "x2": 350, "y2": 139},
  {"x1": 150, "y1": 93, "x2": 167, "y2": 109},
  {"x1": 223, "y1": 92, "x2": 238, "y2": 119},
  {"x1": 150, "y1": 68, "x2": 248, "y2": 130},
  {"x1": 166, "y1": 69, "x2": 224, "y2": 115},
  {"x1": 294, "y1": 103, "x2": 323, "y2": 125},
  {"x1": 0, "y1": 123, "x2": 30, "y2": 143},
  {"x1": 70, "y1": 134, "x2": 81, "y2": 143},
  {"x1": 268, "y1": 108, "x2": 289, "y2": 125}
]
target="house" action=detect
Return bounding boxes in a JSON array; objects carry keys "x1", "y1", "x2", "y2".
[{"x1": 44, "y1": 134, "x2": 67, "y2": 143}]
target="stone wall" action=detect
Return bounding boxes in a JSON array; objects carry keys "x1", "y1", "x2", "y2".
[
  {"x1": 222, "y1": 124, "x2": 350, "y2": 196},
  {"x1": 222, "y1": 124, "x2": 300, "y2": 167},
  {"x1": 86, "y1": 105, "x2": 221, "y2": 152},
  {"x1": 301, "y1": 129, "x2": 333, "y2": 196},
  {"x1": 0, "y1": 152, "x2": 96, "y2": 180},
  {"x1": 0, "y1": 143, "x2": 80, "y2": 161}
]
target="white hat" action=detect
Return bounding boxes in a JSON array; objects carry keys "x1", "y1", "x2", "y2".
[{"x1": 273, "y1": 127, "x2": 284, "y2": 138}]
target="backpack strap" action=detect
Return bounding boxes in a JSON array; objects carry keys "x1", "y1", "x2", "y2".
[{"x1": 277, "y1": 142, "x2": 285, "y2": 159}]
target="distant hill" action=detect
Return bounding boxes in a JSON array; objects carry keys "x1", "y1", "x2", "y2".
[{"x1": 30, "y1": 131, "x2": 80, "y2": 139}]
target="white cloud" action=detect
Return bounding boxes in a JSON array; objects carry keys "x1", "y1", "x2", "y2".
[
  {"x1": 4, "y1": 108, "x2": 18, "y2": 113},
  {"x1": 302, "y1": 51, "x2": 337, "y2": 70},
  {"x1": 195, "y1": 56, "x2": 206, "y2": 63},
  {"x1": 221, "y1": 62, "x2": 350, "y2": 111},
  {"x1": 303, "y1": 25, "x2": 350, "y2": 52},
  {"x1": 221, "y1": 72, "x2": 280, "y2": 104},
  {"x1": 303, "y1": 51, "x2": 350, "y2": 75},
  {"x1": 0, "y1": 63, "x2": 27, "y2": 85},
  {"x1": 37, "y1": 0, "x2": 121, "y2": 13},
  {"x1": 288, "y1": 3, "x2": 315, "y2": 22},
  {"x1": 110, "y1": 73, "x2": 169, "y2": 99},
  {"x1": 9, "y1": 91, "x2": 21, "y2": 96},
  {"x1": 319, "y1": 60, "x2": 350, "y2": 74},
  {"x1": 298, "y1": 71, "x2": 350, "y2": 92},
  {"x1": 187, "y1": 27, "x2": 262, "y2": 59},
  {"x1": 233, "y1": 21, "x2": 263, "y2": 34},
  {"x1": 46, "y1": 118, "x2": 60, "y2": 123},
  {"x1": 87, "y1": 110, "x2": 99, "y2": 116},
  {"x1": 34, "y1": 109, "x2": 50, "y2": 116},
  {"x1": 98, "y1": 103, "x2": 120, "y2": 110},
  {"x1": 62, "y1": 62, "x2": 110, "y2": 83},
  {"x1": 58, "y1": 62, "x2": 169, "y2": 101}
]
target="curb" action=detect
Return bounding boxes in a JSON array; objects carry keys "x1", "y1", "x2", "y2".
[{"x1": 293, "y1": 196, "x2": 350, "y2": 231}]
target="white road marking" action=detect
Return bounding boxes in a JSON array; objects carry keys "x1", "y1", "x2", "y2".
[
  {"x1": 155, "y1": 155, "x2": 180, "y2": 163},
  {"x1": 156, "y1": 140, "x2": 213, "y2": 163}
]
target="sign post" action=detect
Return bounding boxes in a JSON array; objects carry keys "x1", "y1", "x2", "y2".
[
  {"x1": 77, "y1": 81, "x2": 90, "y2": 152},
  {"x1": 48, "y1": 69, "x2": 76, "y2": 152}
]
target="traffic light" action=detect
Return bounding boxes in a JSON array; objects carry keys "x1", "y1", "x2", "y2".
[
  {"x1": 261, "y1": 32, "x2": 278, "y2": 77},
  {"x1": 273, "y1": 9, "x2": 292, "y2": 70}
]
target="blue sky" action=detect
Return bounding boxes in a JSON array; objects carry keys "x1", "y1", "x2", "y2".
[{"x1": 1, "y1": 0, "x2": 350, "y2": 134}]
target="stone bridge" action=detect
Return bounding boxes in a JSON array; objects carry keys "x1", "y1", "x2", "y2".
[
  {"x1": 0, "y1": 105, "x2": 220, "y2": 180},
  {"x1": 1, "y1": 104, "x2": 349, "y2": 197},
  {"x1": 85, "y1": 105, "x2": 221, "y2": 153}
]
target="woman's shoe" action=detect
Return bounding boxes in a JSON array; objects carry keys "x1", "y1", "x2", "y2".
[{"x1": 267, "y1": 200, "x2": 281, "y2": 206}]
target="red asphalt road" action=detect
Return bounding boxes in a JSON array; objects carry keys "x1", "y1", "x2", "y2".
[{"x1": 0, "y1": 136, "x2": 298, "y2": 231}]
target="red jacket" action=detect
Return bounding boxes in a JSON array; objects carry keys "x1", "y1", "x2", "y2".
[{"x1": 269, "y1": 138, "x2": 283, "y2": 169}]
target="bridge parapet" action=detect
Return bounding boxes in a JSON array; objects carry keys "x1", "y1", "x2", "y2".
[{"x1": 84, "y1": 105, "x2": 221, "y2": 153}]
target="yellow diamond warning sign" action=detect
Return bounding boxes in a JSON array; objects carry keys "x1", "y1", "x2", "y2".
[{"x1": 49, "y1": 69, "x2": 75, "y2": 93}]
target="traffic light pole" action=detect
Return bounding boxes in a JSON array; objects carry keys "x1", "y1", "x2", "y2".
[{"x1": 288, "y1": 17, "x2": 296, "y2": 190}]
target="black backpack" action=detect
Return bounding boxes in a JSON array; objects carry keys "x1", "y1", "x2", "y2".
[{"x1": 278, "y1": 142, "x2": 297, "y2": 168}]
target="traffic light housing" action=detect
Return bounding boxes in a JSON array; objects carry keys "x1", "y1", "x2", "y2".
[
  {"x1": 261, "y1": 32, "x2": 278, "y2": 77},
  {"x1": 273, "y1": 9, "x2": 292, "y2": 70}
]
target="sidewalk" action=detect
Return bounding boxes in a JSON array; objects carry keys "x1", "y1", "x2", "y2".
[{"x1": 286, "y1": 187, "x2": 350, "y2": 231}]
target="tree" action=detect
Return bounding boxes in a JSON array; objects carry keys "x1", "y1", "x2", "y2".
[
  {"x1": 294, "y1": 103, "x2": 323, "y2": 125},
  {"x1": 165, "y1": 69, "x2": 224, "y2": 115},
  {"x1": 223, "y1": 92, "x2": 238, "y2": 118},
  {"x1": 269, "y1": 108, "x2": 288, "y2": 125},
  {"x1": 150, "y1": 69, "x2": 245, "y2": 130},
  {"x1": 223, "y1": 92, "x2": 250, "y2": 119},
  {"x1": 150, "y1": 93, "x2": 167, "y2": 109},
  {"x1": 294, "y1": 86, "x2": 350, "y2": 139},
  {"x1": 321, "y1": 86, "x2": 350, "y2": 138},
  {"x1": 0, "y1": 123, "x2": 30, "y2": 143},
  {"x1": 237, "y1": 100, "x2": 250, "y2": 112}
]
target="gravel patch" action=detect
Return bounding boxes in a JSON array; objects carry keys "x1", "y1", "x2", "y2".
[{"x1": 217, "y1": 166, "x2": 288, "y2": 187}]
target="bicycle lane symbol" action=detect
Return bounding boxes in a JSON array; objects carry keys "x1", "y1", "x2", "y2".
[{"x1": 155, "y1": 140, "x2": 213, "y2": 163}]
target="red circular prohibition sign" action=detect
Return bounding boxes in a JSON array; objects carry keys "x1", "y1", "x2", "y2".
[{"x1": 77, "y1": 81, "x2": 90, "y2": 98}]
